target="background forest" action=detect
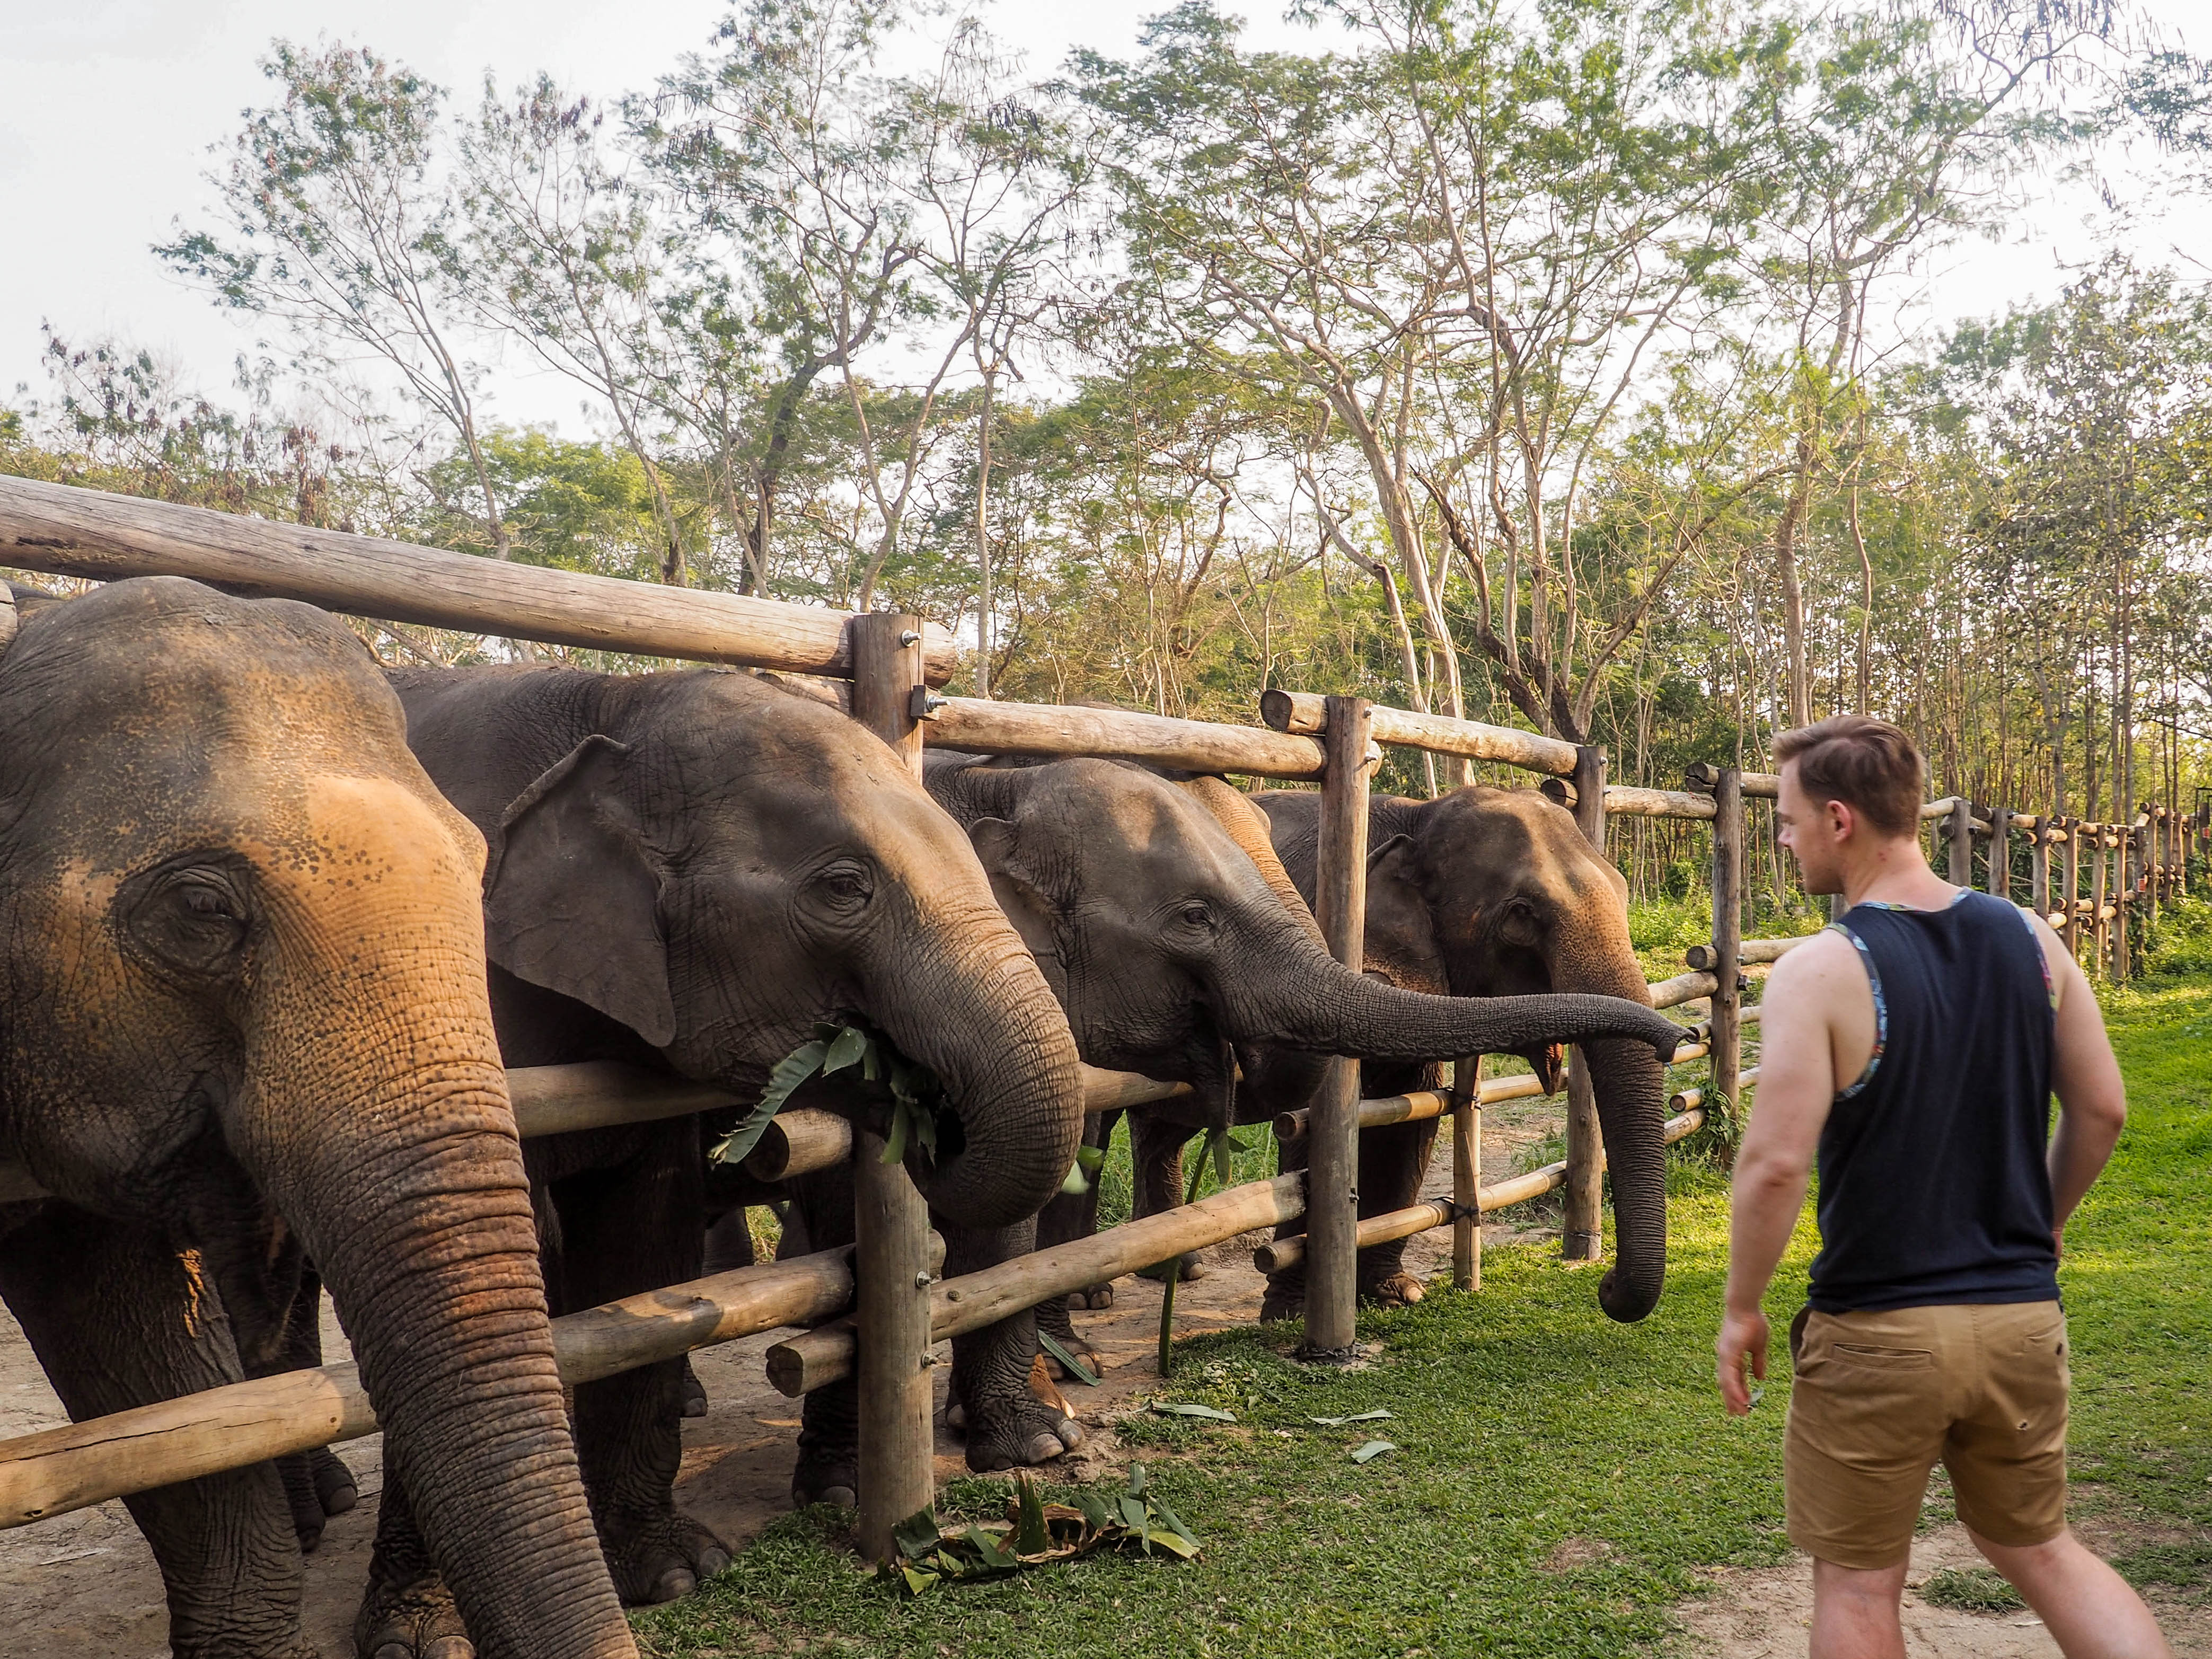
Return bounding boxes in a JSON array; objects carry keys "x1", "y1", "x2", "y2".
[{"x1": 5, "y1": 0, "x2": 2211, "y2": 906}]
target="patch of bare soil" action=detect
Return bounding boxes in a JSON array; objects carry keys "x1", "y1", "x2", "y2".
[
  {"x1": 0, "y1": 1109, "x2": 1558, "y2": 1656},
  {"x1": 1669, "y1": 1516, "x2": 2212, "y2": 1657}
]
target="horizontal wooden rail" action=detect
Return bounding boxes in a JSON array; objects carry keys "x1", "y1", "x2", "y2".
[
  {"x1": 1254, "y1": 1106, "x2": 1713, "y2": 1274},
  {"x1": 1272, "y1": 1041, "x2": 1714, "y2": 1142},
  {"x1": 1541, "y1": 779, "x2": 1717, "y2": 821},
  {"x1": 925, "y1": 696, "x2": 1329, "y2": 780},
  {"x1": 0, "y1": 1247, "x2": 862, "y2": 1530},
  {"x1": 1685, "y1": 936, "x2": 1808, "y2": 972},
  {"x1": 765, "y1": 1172, "x2": 1308, "y2": 1396},
  {"x1": 0, "y1": 474, "x2": 956, "y2": 682},
  {"x1": 1260, "y1": 690, "x2": 1579, "y2": 776},
  {"x1": 1686, "y1": 762, "x2": 1779, "y2": 799},
  {"x1": 1648, "y1": 969, "x2": 1720, "y2": 1010},
  {"x1": 1669, "y1": 1066, "x2": 1759, "y2": 1115}
]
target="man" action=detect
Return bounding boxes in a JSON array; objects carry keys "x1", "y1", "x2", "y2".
[{"x1": 1714, "y1": 715, "x2": 2170, "y2": 1659}]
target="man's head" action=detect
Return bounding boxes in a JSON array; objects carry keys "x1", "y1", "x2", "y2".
[{"x1": 1773, "y1": 716, "x2": 1926, "y2": 895}]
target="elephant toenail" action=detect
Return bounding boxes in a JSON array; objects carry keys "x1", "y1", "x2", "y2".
[
  {"x1": 818, "y1": 1485, "x2": 857, "y2": 1508},
  {"x1": 374, "y1": 1644, "x2": 414, "y2": 1659},
  {"x1": 649, "y1": 1567, "x2": 698, "y2": 1604},
  {"x1": 1059, "y1": 1420, "x2": 1086, "y2": 1449},
  {"x1": 698, "y1": 1547, "x2": 731, "y2": 1578},
  {"x1": 423, "y1": 1639, "x2": 474, "y2": 1659},
  {"x1": 323, "y1": 1486, "x2": 357, "y2": 1515}
]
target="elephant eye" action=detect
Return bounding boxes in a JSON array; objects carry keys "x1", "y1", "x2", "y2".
[
  {"x1": 119, "y1": 862, "x2": 252, "y2": 979},
  {"x1": 805, "y1": 860, "x2": 876, "y2": 917},
  {"x1": 1174, "y1": 899, "x2": 1213, "y2": 930}
]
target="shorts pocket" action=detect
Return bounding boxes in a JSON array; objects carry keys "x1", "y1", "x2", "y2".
[{"x1": 1830, "y1": 1343, "x2": 1936, "y2": 1371}]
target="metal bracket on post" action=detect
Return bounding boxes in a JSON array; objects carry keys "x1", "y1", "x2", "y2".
[
  {"x1": 1302, "y1": 694, "x2": 1372, "y2": 1362},
  {"x1": 846, "y1": 613, "x2": 936, "y2": 1561},
  {"x1": 1562, "y1": 745, "x2": 1607, "y2": 1264},
  {"x1": 1710, "y1": 770, "x2": 1744, "y2": 1134}
]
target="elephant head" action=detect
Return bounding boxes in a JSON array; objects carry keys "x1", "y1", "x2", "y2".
[
  {"x1": 927, "y1": 756, "x2": 1680, "y2": 1103},
  {"x1": 422, "y1": 669, "x2": 1085, "y2": 1231},
  {"x1": 1263, "y1": 784, "x2": 1671, "y2": 1323},
  {"x1": 0, "y1": 579, "x2": 632, "y2": 1657}
]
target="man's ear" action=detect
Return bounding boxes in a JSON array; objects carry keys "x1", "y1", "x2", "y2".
[
  {"x1": 483, "y1": 734, "x2": 678, "y2": 1047},
  {"x1": 967, "y1": 817, "x2": 1067, "y2": 1002},
  {"x1": 1364, "y1": 833, "x2": 1449, "y2": 996}
]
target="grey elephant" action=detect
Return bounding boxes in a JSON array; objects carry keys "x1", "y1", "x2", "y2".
[
  {"x1": 349, "y1": 662, "x2": 1089, "y2": 1654},
  {"x1": 0, "y1": 579, "x2": 636, "y2": 1659},
  {"x1": 922, "y1": 753, "x2": 1684, "y2": 1372},
  {"x1": 1255, "y1": 785, "x2": 1669, "y2": 1323}
]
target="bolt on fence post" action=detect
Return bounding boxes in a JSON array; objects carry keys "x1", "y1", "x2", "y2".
[
  {"x1": 1710, "y1": 770, "x2": 1743, "y2": 1133},
  {"x1": 1562, "y1": 744, "x2": 1608, "y2": 1263},
  {"x1": 1450, "y1": 1055, "x2": 1480, "y2": 1292},
  {"x1": 1947, "y1": 797, "x2": 1973, "y2": 887},
  {"x1": 1988, "y1": 806, "x2": 2011, "y2": 902},
  {"x1": 846, "y1": 612, "x2": 936, "y2": 1560},
  {"x1": 1303, "y1": 694, "x2": 1372, "y2": 1360}
]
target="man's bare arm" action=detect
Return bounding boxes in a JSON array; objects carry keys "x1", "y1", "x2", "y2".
[
  {"x1": 2032, "y1": 913, "x2": 2126, "y2": 1236},
  {"x1": 1716, "y1": 934, "x2": 1852, "y2": 1414}
]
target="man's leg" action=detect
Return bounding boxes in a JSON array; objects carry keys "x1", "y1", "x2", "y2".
[
  {"x1": 1968, "y1": 1526, "x2": 2173, "y2": 1659},
  {"x1": 1811, "y1": 1556, "x2": 1909, "y2": 1659}
]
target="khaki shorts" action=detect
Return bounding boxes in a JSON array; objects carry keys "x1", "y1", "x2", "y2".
[{"x1": 1785, "y1": 1301, "x2": 2068, "y2": 1569}]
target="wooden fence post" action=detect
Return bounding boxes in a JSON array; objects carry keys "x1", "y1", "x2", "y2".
[
  {"x1": 2062, "y1": 818, "x2": 2082, "y2": 961},
  {"x1": 1562, "y1": 745, "x2": 1608, "y2": 1263},
  {"x1": 1710, "y1": 770, "x2": 1744, "y2": 1131},
  {"x1": 1450, "y1": 1056, "x2": 1480, "y2": 1292},
  {"x1": 1947, "y1": 796, "x2": 1973, "y2": 887},
  {"x1": 2091, "y1": 830, "x2": 2110, "y2": 978},
  {"x1": 2030, "y1": 819, "x2": 2051, "y2": 919},
  {"x1": 846, "y1": 613, "x2": 937, "y2": 1558},
  {"x1": 1987, "y1": 806, "x2": 2011, "y2": 902},
  {"x1": 1305, "y1": 694, "x2": 1372, "y2": 1359}
]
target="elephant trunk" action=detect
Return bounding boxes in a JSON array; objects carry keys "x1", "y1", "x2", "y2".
[
  {"x1": 874, "y1": 894, "x2": 1087, "y2": 1231},
  {"x1": 1556, "y1": 936, "x2": 1671, "y2": 1323},
  {"x1": 231, "y1": 790, "x2": 633, "y2": 1659},
  {"x1": 1217, "y1": 904, "x2": 1684, "y2": 1065}
]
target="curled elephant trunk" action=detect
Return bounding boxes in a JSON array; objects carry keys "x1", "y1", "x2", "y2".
[
  {"x1": 1583, "y1": 1033, "x2": 1668, "y2": 1322},
  {"x1": 228, "y1": 784, "x2": 634, "y2": 1659},
  {"x1": 874, "y1": 894, "x2": 1088, "y2": 1232},
  {"x1": 1217, "y1": 904, "x2": 1684, "y2": 1066}
]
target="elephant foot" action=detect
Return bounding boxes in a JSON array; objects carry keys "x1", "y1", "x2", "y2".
[
  {"x1": 1064, "y1": 1283, "x2": 1114, "y2": 1310},
  {"x1": 601, "y1": 1507, "x2": 731, "y2": 1605},
  {"x1": 1038, "y1": 1333, "x2": 1106, "y2": 1381},
  {"x1": 956, "y1": 1387, "x2": 1084, "y2": 1473},
  {"x1": 1260, "y1": 1281, "x2": 1303, "y2": 1322},
  {"x1": 1360, "y1": 1272, "x2": 1425, "y2": 1309},
  {"x1": 1135, "y1": 1252, "x2": 1208, "y2": 1283},
  {"x1": 354, "y1": 1574, "x2": 471, "y2": 1659},
  {"x1": 790, "y1": 1452, "x2": 858, "y2": 1511},
  {"x1": 679, "y1": 1357, "x2": 709, "y2": 1419},
  {"x1": 280, "y1": 1444, "x2": 358, "y2": 1552}
]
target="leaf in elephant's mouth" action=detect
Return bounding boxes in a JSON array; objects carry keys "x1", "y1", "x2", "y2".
[{"x1": 707, "y1": 1017, "x2": 951, "y2": 1170}]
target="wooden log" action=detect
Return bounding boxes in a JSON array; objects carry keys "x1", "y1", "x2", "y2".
[
  {"x1": 1562, "y1": 744, "x2": 1608, "y2": 1264},
  {"x1": 1254, "y1": 1109, "x2": 1715, "y2": 1273},
  {"x1": 1710, "y1": 771, "x2": 1744, "y2": 1133},
  {"x1": 1686, "y1": 760, "x2": 1779, "y2": 799},
  {"x1": 741, "y1": 1109, "x2": 851, "y2": 1183},
  {"x1": 1450, "y1": 1057, "x2": 1479, "y2": 1293},
  {"x1": 1988, "y1": 805, "x2": 2012, "y2": 901},
  {"x1": 1669, "y1": 1066, "x2": 1759, "y2": 1117},
  {"x1": 766, "y1": 1173, "x2": 1308, "y2": 1395},
  {"x1": 1081, "y1": 1069, "x2": 1194, "y2": 1112},
  {"x1": 1648, "y1": 969, "x2": 1721, "y2": 1010},
  {"x1": 1946, "y1": 797, "x2": 1973, "y2": 886},
  {"x1": 2062, "y1": 818, "x2": 2082, "y2": 959},
  {"x1": 2030, "y1": 820, "x2": 2052, "y2": 917},
  {"x1": 1259, "y1": 689, "x2": 1578, "y2": 775},
  {"x1": 1684, "y1": 936, "x2": 1806, "y2": 972},
  {"x1": 0, "y1": 473, "x2": 955, "y2": 683},
  {"x1": 926, "y1": 696, "x2": 1327, "y2": 780},
  {"x1": 0, "y1": 1249, "x2": 855, "y2": 1531},
  {"x1": 1304, "y1": 695, "x2": 1372, "y2": 1357},
  {"x1": 845, "y1": 613, "x2": 936, "y2": 1562}
]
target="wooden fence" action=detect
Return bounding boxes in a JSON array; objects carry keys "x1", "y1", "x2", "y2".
[{"x1": 0, "y1": 472, "x2": 2129, "y2": 1566}]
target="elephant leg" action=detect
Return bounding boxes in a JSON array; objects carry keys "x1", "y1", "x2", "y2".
[
  {"x1": 782, "y1": 1162, "x2": 858, "y2": 1508},
  {"x1": 355, "y1": 1478, "x2": 472, "y2": 1659},
  {"x1": 1033, "y1": 1112, "x2": 1112, "y2": 1376},
  {"x1": 259, "y1": 1263, "x2": 357, "y2": 1551},
  {"x1": 939, "y1": 1216, "x2": 1084, "y2": 1471},
  {"x1": 0, "y1": 1204, "x2": 313, "y2": 1659},
  {"x1": 558, "y1": 1122, "x2": 728, "y2": 1605},
  {"x1": 1129, "y1": 1110, "x2": 1206, "y2": 1282},
  {"x1": 1354, "y1": 1117, "x2": 1441, "y2": 1305},
  {"x1": 1262, "y1": 1125, "x2": 1310, "y2": 1322}
]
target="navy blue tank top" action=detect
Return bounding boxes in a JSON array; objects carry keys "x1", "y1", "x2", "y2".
[{"x1": 1806, "y1": 890, "x2": 2060, "y2": 1313}]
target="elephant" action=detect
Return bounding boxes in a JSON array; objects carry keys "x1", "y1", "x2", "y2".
[
  {"x1": 357, "y1": 661, "x2": 1089, "y2": 1646},
  {"x1": 0, "y1": 578, "x2": 636, "y2": 1659},
  {"x1": 921, "y1": 753, "x2": 1684, "y2": 1371},
  {"x1": 1257, "y1": 784, "x2": 1670, "y2": 1324}
]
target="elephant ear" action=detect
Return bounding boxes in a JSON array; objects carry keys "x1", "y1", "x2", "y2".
[
  {"x1": 483, "y1": 733, "x2": 678, "y2": 1047},
  {"x1": 967, "y1": 817, "x2": 1068, "y2": 1003},
  {"x1": 1364, "y1": 834, "x2": 1450, "y2": 997}
]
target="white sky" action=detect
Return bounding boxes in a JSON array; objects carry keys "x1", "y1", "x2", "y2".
[{"x1": 2, "y1": 0, "x2": 2207, "y2": 434}]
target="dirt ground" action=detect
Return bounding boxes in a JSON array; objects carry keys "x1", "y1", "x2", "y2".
[{"x1": 4, "y1": 1103, "x2": 2206, "y2": 1657}]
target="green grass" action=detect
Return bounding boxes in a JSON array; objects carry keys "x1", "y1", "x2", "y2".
[
  {"x1": 1919, "y1": 1566, "x2": 2026, "y2": 1612},
  {"x1": 636, "y1": 944, "x2": 2212, "y2": 1657}
]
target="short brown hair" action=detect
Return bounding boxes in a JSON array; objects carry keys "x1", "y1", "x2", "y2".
[{"x1": 1773, "y1": 716, "x2": 1925, "y2": 838}]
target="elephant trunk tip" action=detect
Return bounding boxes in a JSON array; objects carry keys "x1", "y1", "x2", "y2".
[{"x1": 1597, "y1": 1264, "x2": 1664, "y2": 1323}]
